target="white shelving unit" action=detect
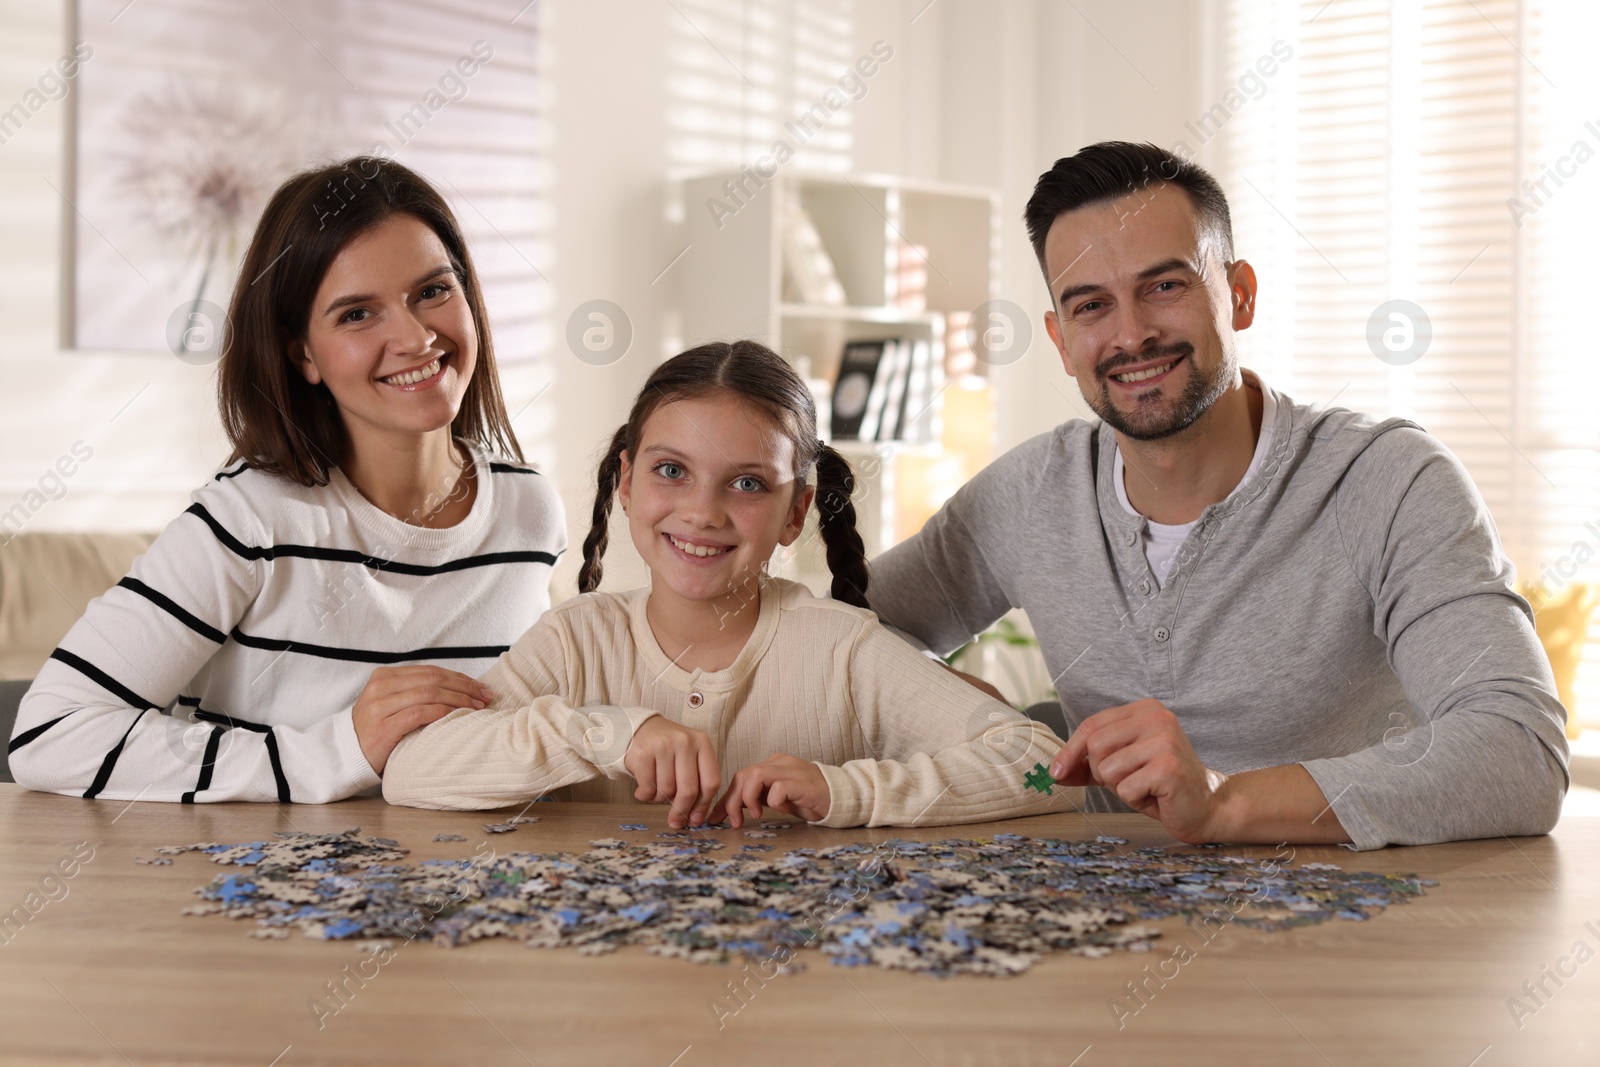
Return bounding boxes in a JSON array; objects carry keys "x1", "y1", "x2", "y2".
[{"x1": 680, "y1": 170, "x2": 1002, "y2": 588}]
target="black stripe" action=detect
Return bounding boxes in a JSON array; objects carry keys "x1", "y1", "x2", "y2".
[
  {"x1": 192, "y1": 708, "x2": 267, "y2": 732},
  {"x1": 118, "y1": 577, "x2": 227, "y2": 644},
  {"x1": 185, "y1": 504, "x2": 561, "y2": 574},
  {"x1": 213, "y1": 463, "x2": 250, "y2": 481},
  {"x1": 264, "y1": 729, "x2": 291, "y2": 802},
  {"x1": 177, "y1": 695, "x2": 201, "y2": 708},
  {"x1": 83, "y1": 709, "x2": 148, "y2": 799},
  {"x1": 180, "y1": 726, "x2": 225, "y2": 804},
  {"x1": 8, "y1": 714, "x2": 70, "y2": 754},
  {"x1": 488, "y1": 462, "x2": 542, "y2": 475},
  {"x1": 49, "y1": 649, "x2": 161, "y2": 710},
  {"x1": 191, "y1": 710, "x2": 291, "y2": 802},
  {"x1": 228, "y1": 628, "x2": 508, "y2": 664}
]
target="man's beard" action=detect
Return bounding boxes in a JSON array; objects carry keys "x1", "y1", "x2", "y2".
[{"x1": 1086, "y1": 341, "x2": 1231, "y2": 442}]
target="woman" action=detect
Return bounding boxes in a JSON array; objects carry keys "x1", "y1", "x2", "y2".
[{"x1": 9, "y1": 156, "x2": 564, "y2": 803}]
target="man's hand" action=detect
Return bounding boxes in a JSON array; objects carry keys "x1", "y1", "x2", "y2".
[
  {"x1": 708, "y1": 754, "x2": 831, "y2": 827},
  {"x1": 1049, "y1": 699, "x2": 1225, "y2": 843},
  {"x1": 355, "y1": 666, "x2": 493, "y2": 775},
  {"x1": 623, "y1": 717, "x2": 721, "y2": 829},
  {"x1": 1050, "y1": 699, "x2": 1351, "y2": 845}
]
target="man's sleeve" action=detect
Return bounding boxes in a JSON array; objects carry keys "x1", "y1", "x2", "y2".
[
  {"x1": 1303, "y1": 427, "x2": 1569, "y2": 849},
  {"x1": 866, "y1": 433, "x2": 1052, "y2": 657}
]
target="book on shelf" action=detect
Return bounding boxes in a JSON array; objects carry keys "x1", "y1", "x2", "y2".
[
  {"x1": 900, "y1": 337, "x2": 937, "y2": 444},
  {"x1": 857, "y1": 339, "x2": 900, "y2": 441},
  {"x1": 831, "y1": 340, "x2": 888, "y2": 440},
  {"x1": 829, "y1": 336, "x2": 943, "y2": 445},
  {"x1": 878, "y1": 339, "x2": 912, "y2": 442}
]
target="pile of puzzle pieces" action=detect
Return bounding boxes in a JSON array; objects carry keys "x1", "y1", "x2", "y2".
[{"x1": 155, "y1": 826, "x2": 1433, "y2": 977}]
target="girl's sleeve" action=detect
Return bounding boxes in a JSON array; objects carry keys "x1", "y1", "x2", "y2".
[
  {"x1": 382, "y1": 616, "x2": 660, "y2": 810},
  {"x1": 815, "y1": 619, "x2": 1084, "y2": 827},
  {"x1": 6, "y1": 497, "x2": 375, "y2": 803}
]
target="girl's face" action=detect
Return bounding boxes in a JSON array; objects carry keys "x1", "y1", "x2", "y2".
[
  {"x1": 619, "y1": 393, "x2": 814, "y2": 609},
  {"x1": 294, "y1": 213, "x2": 476, "y2": 448}
]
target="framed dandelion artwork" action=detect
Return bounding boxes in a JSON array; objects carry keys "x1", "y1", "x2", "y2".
[{"x1": 68, "y1": 0, "x2": 545, "y2": 360}]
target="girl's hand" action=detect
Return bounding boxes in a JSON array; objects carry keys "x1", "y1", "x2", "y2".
[
  {"x1": 710, "y1": 754, "x2": 831, "y2": 827},
  {"x1": 355, "y1": 666, "x2": 494, "y2": 775},
  {"x1": 622, "y1": 716, "x2": 721, "y2": 829}
]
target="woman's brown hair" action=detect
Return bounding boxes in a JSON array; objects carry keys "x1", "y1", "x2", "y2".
[
  {"x1": 577, "y1": 340, "x2": 869, "y2": 608},
  {"x1": 217, "y1": 155, "x2": 522, "y2": 484}
]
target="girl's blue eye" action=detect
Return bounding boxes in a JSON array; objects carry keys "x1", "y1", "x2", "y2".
[
  {"x1": 654, "y1": 461, "x2": 684, "y2": 480},
  {"x1": 732, "y1": 475, "x2": 766, "y2": 493}
]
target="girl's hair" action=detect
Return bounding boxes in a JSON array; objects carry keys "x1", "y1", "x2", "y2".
[
  {"x1": 578, "y1": 340, "x2": 869, "y2": 608},
  {"x1": 216, "y1": 155, "x2": 522, "y2": 485}
]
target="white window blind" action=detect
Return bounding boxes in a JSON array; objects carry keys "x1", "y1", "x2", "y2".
[
  {"x1": 1220, "y1": 0, "x2": 1600, "y2": 726},
  {"x1": 665, "y1": 0, "x2": 855, "y2": 173}
]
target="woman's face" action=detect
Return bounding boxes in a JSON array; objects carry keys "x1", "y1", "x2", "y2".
[{"x1": 294, "y1": 213, "x2": 477, "y2": 448}]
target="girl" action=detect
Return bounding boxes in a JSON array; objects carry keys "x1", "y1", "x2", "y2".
[
  {"x1": 383, "y1": 341, "x2": 1078, "y2": 828},
  {"x1": 10, "y1": 157, "x2": 564, "y2": 803}
]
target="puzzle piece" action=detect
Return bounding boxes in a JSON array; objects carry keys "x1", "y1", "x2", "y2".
[{"x1": 1023, "y1": 762, "x2": 1055, "y2": 795}]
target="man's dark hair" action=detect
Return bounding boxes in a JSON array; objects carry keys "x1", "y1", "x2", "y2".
[{"x1": 1024, "y1": 141, "x2": 1235, "y2": 289}]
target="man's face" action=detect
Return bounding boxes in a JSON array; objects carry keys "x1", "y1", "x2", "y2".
[{"x1": 1042, "y1": 184, "x2": 1254, "y2": 441}]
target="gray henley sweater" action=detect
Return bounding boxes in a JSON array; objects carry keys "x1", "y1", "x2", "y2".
[{"x1": 867, "y1": 383, "x2": 1569, "y2": 849}]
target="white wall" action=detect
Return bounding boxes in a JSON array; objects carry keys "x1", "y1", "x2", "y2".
[
  {"x1": 852, "y1": 0, "x2": 1209, "y2": 455},
  {"x1": 0, "y1": 0, "x2": 1207, "y2": 599}
]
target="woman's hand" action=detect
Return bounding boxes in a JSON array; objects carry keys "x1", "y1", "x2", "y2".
[
  {"x1": 622, "y1": 716, "x2": 721, "y2": 829},
  {"x1": 355, "y1": 666, "x2": 494, "y2": 775},
  {"x1": 710, "y1": 754, "x2": 831, "y2": 827}
]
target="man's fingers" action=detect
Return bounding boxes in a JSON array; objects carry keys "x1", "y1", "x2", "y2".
[
  {"x1": 1050, "y1": 737, "x2": 1095, "y2": 784},
  {"x1": 1111, "y1": 764, "x2": 1167, "y2": 818}
]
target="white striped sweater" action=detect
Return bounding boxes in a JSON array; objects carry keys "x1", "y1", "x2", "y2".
[{"x1": 8, "y1": 445, "x2": 565, "y2": 803}]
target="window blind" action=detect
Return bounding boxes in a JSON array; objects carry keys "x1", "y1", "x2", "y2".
[
  {"x1": 665, "y1": 0, "x2": 855, "y2": 173},
  {"x1": 1219, "y1": 0, "x2": 1600, "y2": 726}
]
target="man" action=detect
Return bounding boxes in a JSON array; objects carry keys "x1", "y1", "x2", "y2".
[{"x1": 869, "y1": 141, "x2": 1567, "y2": 849}]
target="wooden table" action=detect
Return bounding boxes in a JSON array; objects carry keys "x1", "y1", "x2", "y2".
[{"x1": 1, "y1": 785, "x2": 1595, "y2": 1067}]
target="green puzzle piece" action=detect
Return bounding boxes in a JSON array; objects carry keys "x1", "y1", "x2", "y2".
[{"x1": 1023, "y1": 762, "x2": 1054, "y2": 795}]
